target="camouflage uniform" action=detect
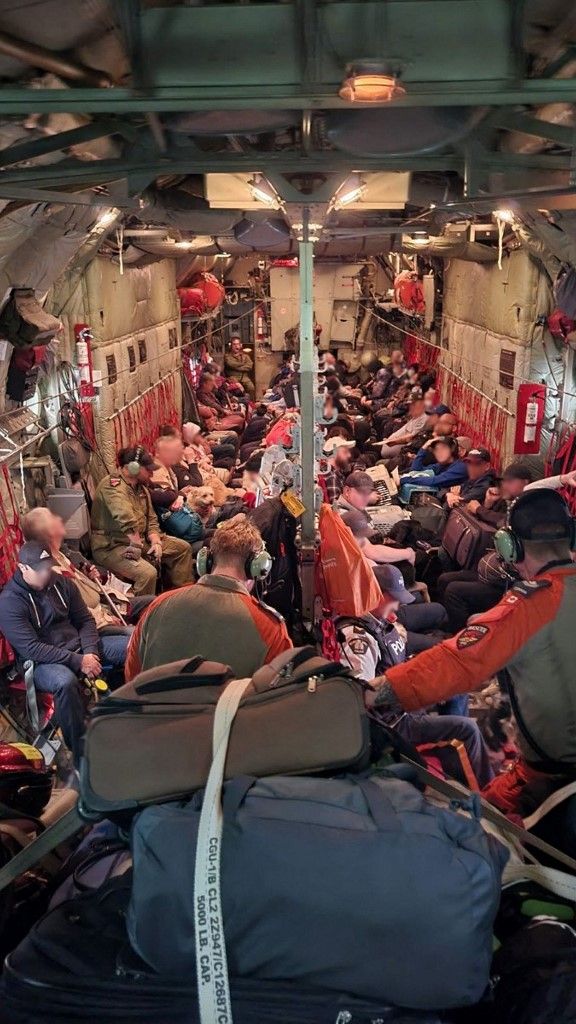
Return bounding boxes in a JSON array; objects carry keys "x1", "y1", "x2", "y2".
[{"x1": 91, "y1": 475, "x2": 192, "y2": 595}]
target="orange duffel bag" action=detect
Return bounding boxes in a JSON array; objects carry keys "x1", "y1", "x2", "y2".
[{"x1": 318, "y1": 504, "x2": 381, "y2": 618}]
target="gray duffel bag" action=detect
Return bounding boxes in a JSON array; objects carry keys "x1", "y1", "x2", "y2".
[{"x1": 128, "y1": 771, "x2": 508, "y2": 1010}]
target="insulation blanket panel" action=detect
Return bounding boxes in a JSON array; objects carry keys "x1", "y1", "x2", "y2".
[
  {"x1": 443, "y1": 250, "x2": 542, "y2": 344},
  {"x1": 441, "y1": 250, "x2": 554, "y2": 463},
  {"x1": 53, "y1": 257, "x2": 181, "y2": 476}
]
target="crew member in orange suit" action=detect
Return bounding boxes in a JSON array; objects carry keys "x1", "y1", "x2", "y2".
[{"x1": 368, "y1": 489, "x2": 576, "y2": 816}]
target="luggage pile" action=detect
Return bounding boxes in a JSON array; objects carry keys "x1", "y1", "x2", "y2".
[{"x1": 2, "y1": 649, "x2": 576, "y2": 1023}]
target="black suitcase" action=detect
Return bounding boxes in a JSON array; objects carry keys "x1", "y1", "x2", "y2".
[
  {"x1": 2, "y1": 876, "x2": 455, "y2": 1024},
  {"x1": 442, "y1": 509, "x2": 496, "y2": 570}
]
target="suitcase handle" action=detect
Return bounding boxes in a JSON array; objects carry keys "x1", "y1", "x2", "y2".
[{"x1": 137, "y1": 658, "x2": 233, "y2": 694}]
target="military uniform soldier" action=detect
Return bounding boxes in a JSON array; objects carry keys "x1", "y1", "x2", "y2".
[{"x1": 91, "y1": 446, "x2": 193, "y2": 596}]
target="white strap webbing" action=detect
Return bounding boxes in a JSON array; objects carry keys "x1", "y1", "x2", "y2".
[
  {"x1": 503, "y1": 862, "x2": 576, "y2": 903},
  {"x1": 523, "y1": 778, "x2": 576, "y2": 831},
  {"x1": 194, "y1": 677, "x2": 251, "y2": 1024}
]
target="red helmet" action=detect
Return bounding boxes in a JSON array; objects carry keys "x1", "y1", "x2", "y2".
[{"x1": 0, "y1": 743, "x2": 53, "y2": 818}]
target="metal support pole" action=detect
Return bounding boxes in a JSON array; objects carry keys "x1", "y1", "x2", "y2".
[{"x1": 298, "y1": 208, "x2": 317, "y2": 619}]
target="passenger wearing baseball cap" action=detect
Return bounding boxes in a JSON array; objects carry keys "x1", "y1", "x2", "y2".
[
  {"x1": 464, "y1": 462, "x2": 535, "y2": 527},
  {"x1": 336, "y1": 470, "x2": 377, "y2": 520},
  {"x1": 0, "y1": 542, "x2": 129, "y2": 767},
  {"x1": 321, "y1": 435, "x2": 356, "y2": 503},
  {"x1": 445, "y1": 445, "x2": 496, "y2": 510},
  {"x1": 341, "y1": 510, "x2": 416, "y2": 569}
]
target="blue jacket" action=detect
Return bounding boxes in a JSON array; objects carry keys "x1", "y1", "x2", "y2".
[
  {"x1": 0, "y1": 570, "x2": 99, "y2": 671},
  {"x1": 401, "y1": 450, "x2": 468, "y2": 490}
]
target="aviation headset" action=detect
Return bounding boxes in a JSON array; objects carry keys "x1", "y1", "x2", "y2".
[
  {"x1": 494, "y1": 489, "x2": 576, "y2": 564},
  {"x1": 196, "y1": 541, "x2": 272, "y2": 581},
  {"x1": 124, "y1": 445, "x2": 147, "y2": 477}
]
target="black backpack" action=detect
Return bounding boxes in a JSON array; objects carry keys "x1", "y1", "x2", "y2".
[
  {"x1": 249, "y1": 497, "x2": 302, "y2": 628},
  {"x1": 492, "y1": 913, "x2": 576, "y2": 1024}
]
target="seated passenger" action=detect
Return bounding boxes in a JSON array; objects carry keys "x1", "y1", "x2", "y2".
[
  {"x1": 336, "y1": 568, "x2": 493, "y2": 788},
  {"x1": 399, "y1": 436, "x2": 468, "y2": 497},
  {"x1": 196, "y1": 372, "x2": 244, "y2": 432},
  {"x1": 465, "y1": 462, "x2": 534, "y2": 525},
  {"x1": 182, "y1": 420, "x2": 235, "y2": 476},
  {"x1": 269, "y1": 352, "x2": 295, "y2": 389},
  {"x1": 438, "y1": 465, "x2": 575, "y2": 633},
  {"x1": 336, "y1": 471, "x2": 379, "y2": 525},
  {"x1": 341, "y1": 509, "x2": 415, "y2": 567},
  {"x1": 367, "y1": 489, "x2": 576, "y2": 816},
  {"x1": 21, "y1": 507, "x2": 152, "y2": 632},
  {"x1": 91, "y1": 446, "x2": 193, "y2": 596},
  {"x1": 0, "y1": 542, "x2": 128, "y2": 766},
  {"x1": 148, "y1": 435, "x2": 205, "y2": 545},
  {"x1": 224, "y1": 335, "x2": 255, "y2": 399},
  {"x1": 378, "y1": 396, "x2": 428, "y2": 459},
  {"x1": 158, "y1": 424, "x2": 203, "y2": 489},
  {"x1": 321, "y1": 436, "x2": 356, "y2": 503},
  {"x1": 445, "y1": 447, "x2": 496, "y2": 509},
  {"x1": 126, "y1": 515, "x2": 292, "y2": 679}
]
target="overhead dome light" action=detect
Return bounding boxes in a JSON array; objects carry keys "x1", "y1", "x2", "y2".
[
  {"x1": 293, "y1": 222, "x2": 323, "y2": 242},
  {"x1": 248, "y1": 174, "x2": 283, "y2": 209},
  {"x1": 493, "y1": 208, "x2": 514, "y2": 224},
  {"x1": 410, "y1": 230, "x2": 430, "y2": 245},
  {"x1": 215, "y1": 251, "x2": 232, "y2": 258},
  {"x1": 91, "y1": 207, "x2": 120, "y2": 232},
  {"x1": 339, "y1": 60, "x2": 406, "y2": 104},
  {"x1": 329, "y1": 173, "x2": 366, "y2": 211}
]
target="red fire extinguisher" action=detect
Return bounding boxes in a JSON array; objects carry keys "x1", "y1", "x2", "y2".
[
  {"x1": 74, "y1": 323, "x2": 95, "y2": 400},
  {"x1": 514, "y1": 383, "x2": 546, "y2": 455},
  {"x1": 256, "y1": 304, "x2": 266, "y2": 341}
]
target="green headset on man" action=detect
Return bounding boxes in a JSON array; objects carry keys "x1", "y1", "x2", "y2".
[
  {"x1": 494, "y1": 488, "x2": 576, "y2": 564},
  {"x1": 196, "y1": 540, "x2": 272, "y2": 581}
]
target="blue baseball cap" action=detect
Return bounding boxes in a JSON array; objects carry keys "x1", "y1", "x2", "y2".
[
  {"x1": 377, "y1": 564, "x2": 415, "y2": 604},
  {"x1": 426, "y1": 403, "x2": 451, "y2": 416}
]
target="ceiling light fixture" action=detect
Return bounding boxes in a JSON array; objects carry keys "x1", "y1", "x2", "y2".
[
  {"x1": 214, "y1": 251, "x2": 232, "y2": 258},
  {"x1": 409, "y1": 230, "x2": 430, "y2": 246},
  {"x1": 339, "y1": 60, "x2": 406, "y2": 103},
  {"x1": 493, "y1": 208, "x2": 514, "y2": 224},
  {"x1": 293, "y1": 222, "x2": 323, "y2": 242},
  {"x1": 248, "y1": 174, "x2": 282, "y2": 209},
  {"x1": 92, "y1": 208, "x2": 119, "y2": 232},
  {"x1": 329, "y1": 173, "x2": 366, "y2": 211}
]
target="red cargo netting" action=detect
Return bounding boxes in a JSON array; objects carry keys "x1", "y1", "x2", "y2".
[
  {"x1": 112, "y1": 373, "x2": 179, "y2": 454},
  {"x1": 404, "y1": 333, "x2": 441, "y2": 372},
  {"x1": 0, "y1": 465, "x2": 24, "y2": 665},
  {"x1": 437, "y1": 367, "x2": 510, "y2": 472},
  {"x1": 546, "y1": 421, "x2": 576, "y2": 515}
]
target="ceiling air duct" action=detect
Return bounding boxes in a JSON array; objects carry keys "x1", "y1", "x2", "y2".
[{"x1": 325, "y1": 107, "x2": 480, "y2": 157}]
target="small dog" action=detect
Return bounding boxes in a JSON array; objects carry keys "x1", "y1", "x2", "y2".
[{"x1": 186, "y1": 486, "x2": 216, "y2": 523}]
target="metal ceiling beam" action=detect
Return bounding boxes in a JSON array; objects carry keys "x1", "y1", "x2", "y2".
[
  {"x1": 489, "y1": 111, "x2": 575, "y2": 146},
  {"x1": 4, "y1": 79, "x2": 576, "y2": 114},
  {"x1": 0, "y1": 120, "x2": 136, "y2": 170},
  {"x1": 0, "y1": 149, "x2": 569, "y2": 187},
  {"x1": 0, "y1": 186, "x2": 138, "y2": 208}
]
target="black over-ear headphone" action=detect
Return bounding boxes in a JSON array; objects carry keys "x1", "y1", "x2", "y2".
[
  {"x1": 494, "y1": 489, "x2": 576, "y2": 564},
  {"x1": 196, "y1": 543, "x2": 272, "y2": 581}
]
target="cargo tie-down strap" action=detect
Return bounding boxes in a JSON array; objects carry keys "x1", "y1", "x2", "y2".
[
  {"x1": 194, "y1": 677, "x2": 252, "y2": 1024},
  {"x1": 0, "y1": 804, "x2": 83, "y2": 894},
  {"x1": 400, "y1": 755, "x2": 576, "y2": 898}
]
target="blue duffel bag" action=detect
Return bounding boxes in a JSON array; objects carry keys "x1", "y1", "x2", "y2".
[
  {"x1": 160, "y1": 505, "x2": 204, "y2": 543},
  {"x1": 128, "y1": 772, "x2": 508, "y2": 1010}
]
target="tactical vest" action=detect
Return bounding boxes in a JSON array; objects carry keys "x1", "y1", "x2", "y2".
[{"x1": 337, "y1": 615, "x2": 406, "y2": 674}]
